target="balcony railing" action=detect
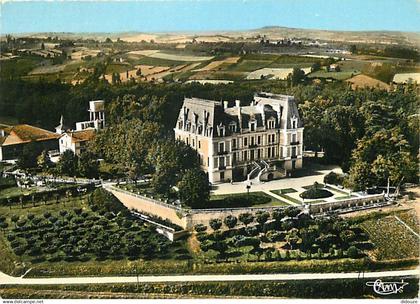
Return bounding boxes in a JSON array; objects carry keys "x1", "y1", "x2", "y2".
[
  {"x1": 290, "y1": 141, "x2": 300, "y2": 145},
  {"x1": 291, "y1": 154, "x2": 297, "y2": 159},
  {"x1": 218, "y1": 165, "x2": 226, "y2": 170},
  {"x1": 217, "y1": 150, "x2": 229, "y2": 155}
]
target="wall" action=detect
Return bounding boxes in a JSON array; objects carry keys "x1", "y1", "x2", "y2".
[{"x1": 107, "y1": 186, "x2": 188, "y2": 228}]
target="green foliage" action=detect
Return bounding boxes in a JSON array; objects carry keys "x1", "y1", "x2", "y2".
[
  {"x1": 88, "y1": 188, "x2": 129, "y2": 215},
  {"x1": 238, "y1": 213, "x2": 254, "y2": 226},
  {"x1": 255, "y1": 211, "x2": 270, "y2": 225},
  {"x1": 17, "y1": 143, "x2": 43, "y2": 169},
  {"x1": 148, "y1": 140, "x2": 200, "y2": 195},
  {"x1": 77, "y1": 152, "x2": 99, "y2": 178},
  {"x1": 194, "y1": 224, "x2": 207, "y2": 233},
  {"x1": 209, "y1": 219, "x2": 222, "y2": 231},
  {"x1": 300, "y1": 182, "x2": 334, "y2": 199},
  {"x1": 223, "y1": 215, "x2": 238, "y2": 229},
  {"x1": 56, "y1": 150, "x2": 78, "y2": 176},
  {"x1": 177, "y1": 168, "x2": 210, "y2": 209},
  {"x1": 323, "y1": 171, "x2": 344, "y2": 186}
]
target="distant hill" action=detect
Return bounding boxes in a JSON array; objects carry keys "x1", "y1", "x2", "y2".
[{"x1": 7, "y1": 26, "x2": 420, "y2": 46}]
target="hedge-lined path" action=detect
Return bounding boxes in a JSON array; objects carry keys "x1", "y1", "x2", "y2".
[{"x1": 0, "y1": 269, "x2": 417, "y2": 285}]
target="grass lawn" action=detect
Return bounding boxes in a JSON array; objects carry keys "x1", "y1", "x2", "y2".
[
  {"x1": 308, "y1": 70, "x2": 358, "y2": 80},
  {"x1": 209, "y1": 191, "x2": 288, "y2": 208},
  {"x1": 270, "y1": 189, "x2": 302, "y2": 205},
  {"x1": 325, "y1": 186, "x2": 349, "y2": 195},
  {"x1": 0, "y1": 187, "x2": 37, "y2": 200}
]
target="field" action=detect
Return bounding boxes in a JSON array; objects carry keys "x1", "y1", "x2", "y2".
[
  {"x1": 246, "y1": 67, "x2": 311, "y2": 80},
  {"x1": 308, "y1": 70, "x2": 358, "y2": 80},
  {"x1": 360, "y1": 211, "x2": 419, "y2": 261}
]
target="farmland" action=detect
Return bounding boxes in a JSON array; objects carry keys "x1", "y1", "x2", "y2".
[{"x1": 360, "y1": 211, "x2": 419, "y2": 261}]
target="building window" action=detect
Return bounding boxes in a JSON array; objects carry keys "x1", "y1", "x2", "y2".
[
  {"x1": 250, "y1": 122, "x2": 256, "y2": 131},
  {"x1": 232, "y1": 139, "x2": 236, "y2": 149},
  {"x1": 243, "y1": 151, "x2": 248, "y2": 161},
  {"x1": 251, "y1": 137, "x2": 254, "y2": 146},
  {"x1": 220, "y1": 171, "x2": 225, "y2": 180},
  {"x1": 268, "y1": 120, "x2": 275, "y2": 129},
  {"x1": 257, "y1": 136, "x2": 261, "y2": 145},
  {"x1": 229, "y1": 123, "x2": 236, "y2": 133},
  {"x1": 267, "y1": 148, "x2": 271, "y2": 158},
  {"x1": 186, "y1": 138, "x2": 189, "y2": 145},
  {"x1": 198, "y1": 141, "x2": 201, "y2": 149},
  {"x1": 244, "y1": 137, "x2": 248, "y2": 146},
  {"x1": 219, "y1": 142, "x2": 225, "y2": 153},
  {"x1": 192, "y1": 139, "x2": 195, "y2": 147}
]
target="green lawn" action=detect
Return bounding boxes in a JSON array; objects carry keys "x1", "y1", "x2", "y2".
[
  {"x1": 209, "y1": 191, "x2": 288, "y2": 208},
  {"x1": 308, "y1": 70, "x2": 359, "y2": 80},
  {"x1": 270, "y1": 189, "x2": 302, "y2": 204},
  {"x1": 0, "y1": 187, "x2": 37, "y2": 200}
]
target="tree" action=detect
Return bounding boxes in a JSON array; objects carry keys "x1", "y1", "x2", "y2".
[
  {"x1": 311, "y1": 61, "x2": 321, "y2": 72},
  {"x1": 37, "y1": 150, "x2": 52, "y2": 170},
  {"x1": 209, "y1": 218, "x2": 222, "y2": 231},
  {"x1": 11, "y1": 215, "x2": 19, "y2": 228},
  {"x1": 194, "y1": 224, "x2": 207, "y2": 233},
  {"x1": 238, "y1": 213, "x2": 254, "y2": 227},
  {"x1": 77, "y1": 151, "x2": 99, "y2": 178},
  {"x1": 223, "y1": 215, "x2": 238, "y2": 229},
  {"x1": 17, "y1": 143, "x2": 42, "y2": 169},
  {"x1": 57, "y1": 150, "x2": 78, "y2": 176},
  {"x1": 177, "y1": 168, "x2": 210, "y2": 209},
  {"x1": 148, "y1": 140, "x2": 200, "y2": 195},
  {"x1": 347, "y1": 245, "x2": 360, "y2": 258},
  {"x1": 256, "y1": 211, "x2": 270, "y2": 225},
  {"x1": 287, "y1": 67, "x2": 306, "y2": 86}
]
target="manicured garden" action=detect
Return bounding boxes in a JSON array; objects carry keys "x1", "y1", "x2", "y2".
[{"x1": 193, "y1": 208, "x2": 372, "y2": 263}]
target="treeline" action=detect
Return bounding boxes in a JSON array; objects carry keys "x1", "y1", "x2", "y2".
[{"x1": 2, "y1": 77, "x2": 418, "y2": 191}]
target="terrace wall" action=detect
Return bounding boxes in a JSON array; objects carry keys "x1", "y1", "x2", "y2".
[
  {"x1": 106, "y1": 185, "x2": 386, "y2": 230},
  {"x1": 106, "y1": 186, "x2": 188, "y2": 228}
]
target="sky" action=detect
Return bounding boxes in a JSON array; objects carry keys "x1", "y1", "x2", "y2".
[{"x1": 1, "y1": 0, "x2": 419, "y2": 34}]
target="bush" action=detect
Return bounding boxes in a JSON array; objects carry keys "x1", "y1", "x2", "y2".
[
  {"x1": 300, "y1": 183, "x2": 333, "y2": 199},
  {"x1": 194, "y1": 224, "x2": 207, "y2": 233},
  {"x1": 347, "y1": 246, "x2": 360, "y2": 258},
  {"x1": 324, "y1": 171, "x2": 344, "y2": 186}
]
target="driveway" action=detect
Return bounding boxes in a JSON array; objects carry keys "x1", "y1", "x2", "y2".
[
  {"x1": 0, "y1": 269, "x2": 417, "y2": 285},
  {"x1": 212, "y1": 165, "x2": 342, "y2": 195}
]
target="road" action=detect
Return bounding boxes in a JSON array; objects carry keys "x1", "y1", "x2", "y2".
[{"x1": 0, "y1": 269, "x2": 418, "y2": 286}]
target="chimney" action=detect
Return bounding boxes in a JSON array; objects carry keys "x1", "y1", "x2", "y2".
[
  {"x1": 223, "y1": 101, "x2": 229, "y2": 109},
  {"x1": 235, "y1": 99, "x2": 241, "y2": 107}
]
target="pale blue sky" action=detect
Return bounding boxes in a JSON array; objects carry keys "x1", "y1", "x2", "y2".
[{"x1": 1, "y1": 0, "x2": 419, "y2": 34}]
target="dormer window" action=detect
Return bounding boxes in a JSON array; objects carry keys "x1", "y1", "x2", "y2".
[
  {"x1": 219, "y1": 126, "x2": 225, "y2": 137},
  {"x1": 249, "y1": 121, "x2": 256, "y2": 132},
  {"x1": 267, "y1": 119, "x2": 275, "y2": 129},
  {"x1": 291, "y1": 117, "x2": 298, "y2": 129},
  {"x1": 178, "y1": 120, "x2": 183, "y2": 129},
  {"x1": 229, "y1": 122, "x2": 236, "y2": 133}
]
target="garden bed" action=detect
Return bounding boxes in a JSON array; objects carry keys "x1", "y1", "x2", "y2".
[{"x1": 209, "y1": 192, "x2": 287, "y2": 209}]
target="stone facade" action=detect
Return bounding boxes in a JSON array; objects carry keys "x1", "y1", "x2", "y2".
[{"x1": 174, "y1": 92, "x2": 304, "y2": 183}]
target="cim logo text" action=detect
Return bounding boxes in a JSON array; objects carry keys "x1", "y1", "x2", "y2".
[{"x1": 366, "y1": 279, "x2": 408, "y2": 295}]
